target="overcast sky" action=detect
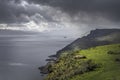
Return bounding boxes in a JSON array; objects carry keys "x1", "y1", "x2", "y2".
[{"x1": 0, "y1": 0, "x2": 120, "y2": 37}]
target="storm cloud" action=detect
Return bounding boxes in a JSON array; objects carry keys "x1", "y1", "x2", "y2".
[
  {"x1": 29, "y1": 0, "x2": 120, "y2": 21},
  {"x1": 0, "y1": 0, "x2": 56, "y2": 24},
  {"x1": 0, "y1": 0, "x2": 120, "y2": 34},
  {"x1": 0, "y1": 0, "x2": 28, "y2": 23}
]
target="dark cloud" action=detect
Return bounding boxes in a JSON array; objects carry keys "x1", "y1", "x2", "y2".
[
  {"x1": 29, "y1": 0, "x2": 120, "y2": 21},
  {"x1": 0, "y1": 0, "x2": 120, "y2": 30},
  {"x1": 0, "y1": 0, "x2": 60, "y2": 24},
  {"x1": 0, "y1": 0, "x2": 46, "y2": 24},
  {"x1": 0, "y1": 0, "x2": 31, "y2": 23}
]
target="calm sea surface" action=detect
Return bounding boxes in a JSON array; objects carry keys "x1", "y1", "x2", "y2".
[{"x1": 0, "y1": 30, "x2": 73, "y2": 80}]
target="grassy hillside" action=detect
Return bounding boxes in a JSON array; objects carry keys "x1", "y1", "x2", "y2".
[
  {"x1": 57, "y1": 29, "x2": 120, "y2": 56},
  {"x1": 45, "y1": 44, "x2": 120, "y2": 80}
]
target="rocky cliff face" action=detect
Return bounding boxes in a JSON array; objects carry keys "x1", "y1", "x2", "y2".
[
  {"x1": 56, "y1": 29, "x2": 120, "y2": 57},
  {"x1": 39, "y1": 29, "x2": 120, "y2": 74}
]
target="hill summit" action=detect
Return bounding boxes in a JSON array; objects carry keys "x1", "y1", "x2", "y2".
[{"x1": 56, "y1": 29, "x2": 120, "y2": 57}]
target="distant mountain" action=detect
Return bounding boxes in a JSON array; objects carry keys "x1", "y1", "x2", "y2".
[{"x1": 56, "y1": 29, "x2": 120, "y2": 57}]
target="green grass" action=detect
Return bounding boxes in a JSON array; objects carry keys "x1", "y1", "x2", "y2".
[{"x1": 45, "y1": 44, "x2": 120, "y2": 80}]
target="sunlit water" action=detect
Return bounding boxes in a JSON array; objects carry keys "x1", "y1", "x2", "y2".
[{"x1": 0, "y1": 30, "x2": 74, "y2": 80}]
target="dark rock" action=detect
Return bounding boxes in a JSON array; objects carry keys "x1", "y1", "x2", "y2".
[
  {"x1": 48, "y1": 54, "x2": 57, "y2": 58},
  {"x1": 46, "y1": 58, "x2": 56, "y2": 62},
  {"x1": 39, "y1": 66, "x2": 49, "y2": 74},
  {"x1": 39, "y1": 62, "x2": 54, "y2": 74}
]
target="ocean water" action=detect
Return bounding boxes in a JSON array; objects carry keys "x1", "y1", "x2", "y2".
[{"x1": 0, "y1": 30, "x2": 73, "y2": 80}]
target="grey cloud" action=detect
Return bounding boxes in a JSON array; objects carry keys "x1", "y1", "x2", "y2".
[
  {"x1": 0, "y1": 0, "x2": 26, "y2": 23},
  {"x1": 1, "y1": 0, "x2": 120, "y2": 24},
  {"x1": 0, "y1": 0, "x2": 120, "y2": 31},
  {"x1": 0, "y1": 0, "x2": 54, "y2": 24},
  {"x1": 29, "y1": 0, "x2": 120, "y2": 21}
]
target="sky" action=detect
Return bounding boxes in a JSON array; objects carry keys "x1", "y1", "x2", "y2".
[{"x1": 0, "y1": 0, "x2": 120, "y2": 37}]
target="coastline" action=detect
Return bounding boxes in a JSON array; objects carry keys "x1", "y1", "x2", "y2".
[{"x1": 39, "y1": 29, "x2": 120, "y2": 78}]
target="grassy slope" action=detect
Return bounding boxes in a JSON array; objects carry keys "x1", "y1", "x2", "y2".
[
  {"x1": 45, "y1": 44, "x2": 120, "y2": 80},
  {"x1": 70, "y1": 44, "x2": 120, "y2": 80}
]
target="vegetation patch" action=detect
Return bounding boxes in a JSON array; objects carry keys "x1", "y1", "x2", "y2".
[
  {"x1": 107, "y1": 51, "x2": 120, "y2": 55},
  {"x1": 45, "y1": 58, "x2": 98, "y2": 80},
  {"x1": 44, "y1": 44, "x2": 120, "y2": 80},
  {"x1": 115, "y1": 58, "x2": 120, "y2": 62}
]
